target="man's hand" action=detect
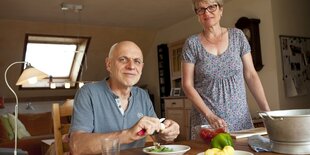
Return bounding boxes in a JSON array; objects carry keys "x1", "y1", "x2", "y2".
[
  {"x1": 126, "y1": 116, "x2": 161, "y2": 142},
  {"x1": 158, "y1": 119, "x2": 180, "y2": 142}
]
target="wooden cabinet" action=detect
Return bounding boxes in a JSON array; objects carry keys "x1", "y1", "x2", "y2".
[
  {"x1": 252, "y1": 118, "x2": 265, "y2": 128},
  {"x1": 164, "y1": 97, "x2": 192, "y2": 141},
  {"x1": 161, "y1": 40, "x2": 191, "y2": 141},
  {"x1": 157, "y1": 44, "x2": 171, "y2": 117},
  {"x1": 168, "y1": 39, "x2": 185, "y2": 88},
  {"x1": 235, "y1": 17, "x2": 263, "y2": 71}
]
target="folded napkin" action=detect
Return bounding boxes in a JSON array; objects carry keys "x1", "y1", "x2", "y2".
[{"x1": 248, "y1": 135, "x2": 271, "y2": 152}]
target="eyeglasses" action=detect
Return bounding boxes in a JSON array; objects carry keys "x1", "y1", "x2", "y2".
[
  {"x1": 117, "y1": 56, "x2": 143, "y2": 66},
  {"x1": 195, "y1": 4, "x2": 219, "y2": 15}
]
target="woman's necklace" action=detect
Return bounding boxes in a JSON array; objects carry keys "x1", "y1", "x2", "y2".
[{"x1": 203, "y1": 28, "x2": 224, "y2": 44}]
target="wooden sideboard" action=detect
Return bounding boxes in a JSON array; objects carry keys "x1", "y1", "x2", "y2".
[{"x1": 163, "y1": 96, "x2": 192, "y2": 141}]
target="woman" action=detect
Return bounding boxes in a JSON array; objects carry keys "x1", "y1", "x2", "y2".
[{"x1": 181, "y1": 0, "x2": 270, "y2": 139}]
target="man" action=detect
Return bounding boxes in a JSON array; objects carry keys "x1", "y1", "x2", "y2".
[{"x1": 69, "y1": 41, "x2": 180, "y2": 154}]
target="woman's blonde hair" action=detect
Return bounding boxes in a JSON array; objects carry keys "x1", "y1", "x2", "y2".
[{"x1": 192, "y1": 0, "x2": 224, "y2": 10}]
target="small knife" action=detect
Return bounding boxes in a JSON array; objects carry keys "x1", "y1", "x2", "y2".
[{"x1": 137, "y1": 118, "x2": 166, "y2": 136}]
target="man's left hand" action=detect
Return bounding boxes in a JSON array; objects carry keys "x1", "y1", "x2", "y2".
[{"x1": 158, "y1": 119, "x2": 180, "y2": 142}]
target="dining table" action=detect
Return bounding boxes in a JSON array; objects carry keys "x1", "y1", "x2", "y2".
[{"x1": 120, "y1": 138, "x2": 281, "y2": 155}]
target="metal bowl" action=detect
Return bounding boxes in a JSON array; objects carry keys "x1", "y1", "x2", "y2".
[{"x1": 259, "y1": 109, "x2": 310, "y2": 154}]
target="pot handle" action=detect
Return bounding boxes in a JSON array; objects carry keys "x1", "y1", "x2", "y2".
[{"x1": 258, "y1": 111, "x2": 284, "y2": 121}]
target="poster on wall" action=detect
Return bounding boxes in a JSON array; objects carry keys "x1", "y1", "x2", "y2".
[{"x1": 280, "y1": 35, "x2": 310, "y2": 97}]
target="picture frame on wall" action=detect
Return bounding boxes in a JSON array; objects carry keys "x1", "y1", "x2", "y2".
[
  {"x1": 279, "y1": 35, "x2": 310, "y2": 97},
  {"x1": 170, "y1": 88, "x2": 181, "y2": 96}
]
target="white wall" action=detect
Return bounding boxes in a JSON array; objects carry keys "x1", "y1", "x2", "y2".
[
  {"x1": 0, "y1": 19, "x2": 157, "y2": 101},
  {"x1": 271, "y1": 0, "x2": 310, "y2": 109},
  {"x1": 146, "y1": 0, "x2": 310, "y2": 118},
  {"x1": 2, "y1": 0, "x2": 309, "y2": 117}
]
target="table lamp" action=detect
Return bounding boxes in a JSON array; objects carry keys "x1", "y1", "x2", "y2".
[{"x1": 4, "y1": 61, "x2": 48, "y2": 155}]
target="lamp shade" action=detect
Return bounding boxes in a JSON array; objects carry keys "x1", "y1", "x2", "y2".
[{"x1": 16, "y1": 65, "x2": 48, "y2": 85}]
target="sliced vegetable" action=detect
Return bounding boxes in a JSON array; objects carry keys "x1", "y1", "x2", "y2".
[{"x1": 147, "y1": 146, "x2": 173, "y2": 152}]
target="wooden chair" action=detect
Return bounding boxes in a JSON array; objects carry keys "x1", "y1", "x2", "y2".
[{"x1": 52, "y1": 99, "x2": 74, "y2": 155}]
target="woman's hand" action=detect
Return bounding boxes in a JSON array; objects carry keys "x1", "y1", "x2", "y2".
[{"x1": 206, "y1": 113, "x2": 227, "y2": 129}]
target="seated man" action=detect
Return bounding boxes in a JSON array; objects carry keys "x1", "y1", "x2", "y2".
[{"x1": 69, "y1": 41, "x2": 180, "y2": 154}]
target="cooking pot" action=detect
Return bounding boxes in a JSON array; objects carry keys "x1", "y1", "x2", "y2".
[{"x1": 259, "y1": 109, "x2": 310, "y2": 154}]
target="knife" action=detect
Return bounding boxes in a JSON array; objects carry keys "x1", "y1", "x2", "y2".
[{"x1": 137, "y1": 118, "x2": 166, "y2": 136}]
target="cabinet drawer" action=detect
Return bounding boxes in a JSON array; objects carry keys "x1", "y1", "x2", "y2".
[
  {"x1": 184, "y1": 110, "x2": 191, "y2": 128},
  {"x1": 164, "y1": 99, "x2": 184, "y2": 108},
  {"x1": 184, "y1": 99, "x2": 192, "y2": 109}
]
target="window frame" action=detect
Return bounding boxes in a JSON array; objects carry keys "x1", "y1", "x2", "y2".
[{"x1": 21, "y1": 33, "x2": 91, "y2": 89}]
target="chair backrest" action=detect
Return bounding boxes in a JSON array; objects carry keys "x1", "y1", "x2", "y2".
[{"x1": 52, "y1": 99, "x2": 74, "y2": 155}]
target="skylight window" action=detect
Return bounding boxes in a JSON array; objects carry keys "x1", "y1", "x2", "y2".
[
  {"x1": 22, "y1": 34, "x2": 91, "y2": 89},
  {"x1": 26, "y1": 43, "x2": 76, "y2": 77}
]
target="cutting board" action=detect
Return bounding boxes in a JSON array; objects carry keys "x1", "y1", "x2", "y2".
[{"x1": 230, "y1": 127, "x2": 267, "y2": 139}]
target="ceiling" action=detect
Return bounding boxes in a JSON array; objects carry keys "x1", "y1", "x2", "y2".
[{"x1": 0, "y1": 0, "x2": 196, "y2": 30}]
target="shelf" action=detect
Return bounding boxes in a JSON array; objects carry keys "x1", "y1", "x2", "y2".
[
  {"x1": 168, "y1": 39, "x2": 185, "y2": 88},
  {"x1": 157, "y1": 44, "x2": 171, "y2": 118}
]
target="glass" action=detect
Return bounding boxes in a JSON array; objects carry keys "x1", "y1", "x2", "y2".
[
  {"x1": 195, "y1": 4, "x2": 218, "y2": 15},
  {"x1": 101, "y1": 138, "x2": 120, "y2": 155}
]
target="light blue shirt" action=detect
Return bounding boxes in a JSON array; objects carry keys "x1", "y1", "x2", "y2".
[{"x1": 70, "y1": 78, "x2": 157, "y2": 150}]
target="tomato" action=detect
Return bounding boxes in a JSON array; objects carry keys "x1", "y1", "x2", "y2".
[
  {"x1": 199, "y1": 127, "x2": 225, "y2": 143},
  {"x1": 215, "y1": 128, "x2": 225, "y2": 134},
  {"x1": 200, "y1": 128, "x2": 215, "y2": 143}
]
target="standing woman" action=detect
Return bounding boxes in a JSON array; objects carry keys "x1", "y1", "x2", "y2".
[{"x1": 181, "y1": 0, "x2": 270, "y2": 139}]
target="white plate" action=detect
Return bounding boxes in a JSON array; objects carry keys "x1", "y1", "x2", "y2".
[
  {"x1": 143, "y1": 144, "x2": 191, "y2": 155},
  {"x1": 196, "y1": 150, "x2": 254, "y2": 155}
]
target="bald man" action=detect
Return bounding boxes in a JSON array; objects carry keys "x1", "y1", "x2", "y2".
[{"x1": 69, "y1": 41, "x2": 180, "y2": 154}]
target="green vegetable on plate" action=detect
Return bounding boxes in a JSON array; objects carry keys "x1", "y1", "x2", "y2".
[{"x1": 147, "y1": 146, "x2": 174, "y2": 152}]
